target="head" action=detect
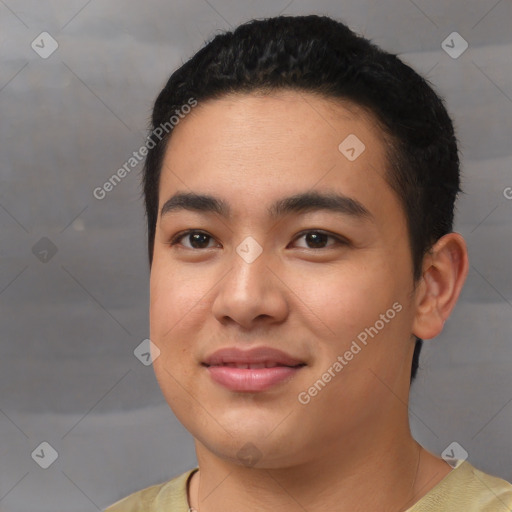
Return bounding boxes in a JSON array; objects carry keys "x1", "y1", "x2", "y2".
[{"x1": 142, "y1": 15, "x2": 468, "y2": 467}]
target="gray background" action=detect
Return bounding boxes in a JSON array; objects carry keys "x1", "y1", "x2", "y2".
[{"x1": 0, "y1": 1, "x2": 511, "y2": 511}]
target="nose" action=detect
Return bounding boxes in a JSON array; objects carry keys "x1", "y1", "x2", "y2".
[{"x1": 211, "y1": 244, "x2": 289, "y2": 329}]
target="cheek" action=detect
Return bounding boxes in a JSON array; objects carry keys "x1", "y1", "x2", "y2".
[
  {"x1": 287, "y1": 258, "x2": 409, "y2": 390},
  {"x1": 149, "y1": 271, "x2": 198, "y2": 407},
  {"x1": 149, "y1": 261, "x2": 211, "y2": 338},
  {"x1": 149, "y1": 270, "x2": 203, "y2": 386},
  {"x1": 287, "y1": 260, "x2": 396, "y2": 339}
]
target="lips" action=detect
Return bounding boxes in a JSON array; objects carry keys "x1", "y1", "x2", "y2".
[
  {"x1": 203, "y1": 346, "x2": 304, "y2": 367},
  {"x1": 202, "y1": 346, "x2": 306, "y2": 392}
]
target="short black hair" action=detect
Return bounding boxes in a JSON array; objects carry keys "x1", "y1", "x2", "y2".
[{"x1": 141, "y1": 14, "x2": 462, "y2": 385}]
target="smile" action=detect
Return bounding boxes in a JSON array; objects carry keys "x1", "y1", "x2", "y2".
[
  {"x1": 204, "y1": 364, "x2": 305, "y2": 392},
  {"x1": 202, "y1": 346, "x2": 307, "y2": 392}
]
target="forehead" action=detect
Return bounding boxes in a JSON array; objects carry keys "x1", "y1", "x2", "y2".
[{"x1": 157, "y1": 90, "x2": 403, "y2": 227}]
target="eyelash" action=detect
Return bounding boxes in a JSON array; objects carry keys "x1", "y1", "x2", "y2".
[{"x1": 168, "y1": 229, "x2": 349, "y2": 250}]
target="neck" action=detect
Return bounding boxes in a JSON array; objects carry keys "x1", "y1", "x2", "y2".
[{"x1": 188, "y1": 421, "x2": 450, "y2": 512}]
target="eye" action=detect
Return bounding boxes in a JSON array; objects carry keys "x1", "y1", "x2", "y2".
[
  {"x1": 168, "y1": 229, "x2": 348, "y2": 251},
  {"x1": 291, "y1": 230, "x2": 347, "y2": 249},
  {"x1": 169, "y1": 230, "x2": 220, "y2": 249}
]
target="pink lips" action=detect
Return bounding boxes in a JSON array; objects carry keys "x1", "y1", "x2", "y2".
[{"x1": 202, "y1": 346, "x2": 305, "y2": 392}]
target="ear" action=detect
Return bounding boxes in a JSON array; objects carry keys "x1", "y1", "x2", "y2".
[{"x1": 412, "y1": 232, "x2": 469, "y2": 340}]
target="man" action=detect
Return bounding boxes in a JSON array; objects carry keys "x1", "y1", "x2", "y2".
[{"x1": 105, "y1": 14, "x2": 512, "y2": 512}]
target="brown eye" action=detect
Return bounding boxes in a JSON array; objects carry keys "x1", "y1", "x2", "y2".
[
  {"x1": 304, "y1": 232, "x2": 329, "y2": 248},
  {"x1": 292, "y1": 230, "x2": 347, "y2": 249},
  {"x1": 170, "y1": 230, "x2": 219, "y2": 249}
]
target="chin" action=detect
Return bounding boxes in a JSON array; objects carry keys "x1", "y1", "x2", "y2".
[
  {"x1": 196, "y1": 434, "x2": 305, "y2": 469},
  {"x1": 188, "y1": 411, "x2": 310, "y2": 468}
]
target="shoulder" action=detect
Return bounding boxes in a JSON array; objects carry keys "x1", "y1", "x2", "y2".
[
  {"x1": 104, "y1": 467, "x2": 198, "y2": 512},
  {"x1": 408, "y1": 460, "x2": 512, "y2": 512}
]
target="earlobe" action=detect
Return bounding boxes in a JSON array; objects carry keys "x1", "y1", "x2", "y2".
[{"x1": 412, "y1": 232, "x2": 469, "y2": 340}]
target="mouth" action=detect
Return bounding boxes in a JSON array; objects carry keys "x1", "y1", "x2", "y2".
[{"x1": 202, "y1": 346, "x2": 306, "y2": 392}]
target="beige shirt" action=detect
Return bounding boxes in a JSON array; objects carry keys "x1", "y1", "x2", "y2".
[{"x1": 104, "y1": 459, "x2": 512, "y2": 511}]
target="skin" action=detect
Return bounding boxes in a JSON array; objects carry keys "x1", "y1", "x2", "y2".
[{"x1": 149, "y1": 90, "x2": 469, "y2": 511}]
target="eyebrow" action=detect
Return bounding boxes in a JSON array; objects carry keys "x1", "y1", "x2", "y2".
[{"x1": 160, "y1": 191, "x2": 373, "y2": 222}]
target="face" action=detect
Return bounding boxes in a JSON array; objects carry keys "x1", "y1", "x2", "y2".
[{"x1": 149, "y1": 90, "x2": 419, "y2": 468}]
